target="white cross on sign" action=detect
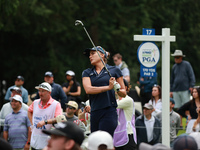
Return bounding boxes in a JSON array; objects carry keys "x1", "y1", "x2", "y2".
[{"x1": 134, "y1": 28, "x2": 176, "y2": 147}]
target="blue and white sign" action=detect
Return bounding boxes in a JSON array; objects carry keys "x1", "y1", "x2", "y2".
[
  {"x1": 137, "y1": 28, "x2": 160, "y2": 77},
  {"x1": 137, "y1": 42, "x2": 160, "y2": 68}
]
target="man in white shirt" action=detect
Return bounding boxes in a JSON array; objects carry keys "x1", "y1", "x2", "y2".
[{"x1": 135, "y1": 103, "x2": 161, "y2": 147}]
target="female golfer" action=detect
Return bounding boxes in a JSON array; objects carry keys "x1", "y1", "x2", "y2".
[{"x1": 82, "y1": 46, "x2": 126, "y2": 136}]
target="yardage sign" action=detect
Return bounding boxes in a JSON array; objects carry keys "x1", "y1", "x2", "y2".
[{"x1": 137, "y1": 28, "x2": 160, "y2": 77}]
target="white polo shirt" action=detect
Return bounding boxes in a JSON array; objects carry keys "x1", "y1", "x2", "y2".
[{"x1": 144, "y1": 115, "x2": 155, "y2": 142}]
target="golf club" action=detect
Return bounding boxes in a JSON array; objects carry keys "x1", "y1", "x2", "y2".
[
  {"x1": 75, "y1": 20, "x2": 120, "y2": 91},
  {"x1": 75, "y1": 20, "x2": 112, "y2": 77}
]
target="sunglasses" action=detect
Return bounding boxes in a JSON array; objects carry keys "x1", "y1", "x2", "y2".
[
  {"x1": 39, "y1": 84, "x2": 50, "y2": 90},
  {"x1": 67, "y1": 106, "x2": 75, "y2": 109}
]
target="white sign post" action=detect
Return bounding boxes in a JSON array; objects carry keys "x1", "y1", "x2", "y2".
[{"x1": 134, "y1": 28, "x2": 176, "y2": 147}]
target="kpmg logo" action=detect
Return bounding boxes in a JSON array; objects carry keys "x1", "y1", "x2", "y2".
[{"x1": 137, "y1": 42, "x2": 160, "y2": 68}]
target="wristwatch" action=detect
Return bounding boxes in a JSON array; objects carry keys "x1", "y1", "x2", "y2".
[{"x1": 44, "y1": 120, "x2": 48, "y2": 125}]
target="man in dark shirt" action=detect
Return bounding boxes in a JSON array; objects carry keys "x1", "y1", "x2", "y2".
[
  {"x1": 170, "y1": 50, "x2": 195, "y2": 109},
  {"x1": 34, "y1": 71, "x2": 67, "y2": 111}
]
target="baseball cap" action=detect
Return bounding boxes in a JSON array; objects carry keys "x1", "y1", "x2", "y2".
[
  {"x1": 172, "y1": 134, "x2": 198, "y2": 150},
  {"x1": 42, "y1": 122, "x2": 84, "y2": 145},
  {"x1": 170, "y1": 98, "x2": 175, "y2": 104},
  {"x1": 16, "y1": 75, "x2": 24, "y2": 81},
  {"x1": 84, "y1": 46, "x2": 107, "y2": 58},
  {"x1": 143, "y1": 103, "x2": 154, "y2": 110},
  {"x1": 35, "y1": 82, "x2": 52, "y2": 92},
  {"x1": 44, "y1": 71, "x2": 53, "y2": 77},
  {"x1": 9, "y1": 95, "x2": 23, "y2": 104},
  {"x1": 87, "y1": 130, "x2": 114, "y2": 150},
  {"x1": 139, "y1": 142, "x2": 171, "y2": 150},
  {"x1": 66, "y1": 101, "x2": 78, "y2": 110},
  {"x1": 66, "y1": 70, "x2": 75, "y2": 76},
  {"x1": 10, "y1": 87, "x2": 22, "y2": 95}
]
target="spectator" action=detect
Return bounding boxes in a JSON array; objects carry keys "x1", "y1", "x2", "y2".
[
  {"x1": 113, "y1": 79, "x2": 137, "y2": 150},
  {"x1": 64, "y1": 101, "x2": 79, "y2": 122},
  {"x1": 4, "y1": 75, "x2": 28, "y2": 104},
  {"x1": 135, "y1": 103, "x2": 161, "y2": 146},
  {"x1": 172, "y1": 134, "x2": 198, "y2": 150},
  {"x1": 139, "y1": 76, "x2": 157, "y2": 108},
  {"x1": 87, "y1": 130, "x2": 115, "y2": 150},
  {"x1": 0, "y1": 87, "x2": 28, "y2": 131},
  {"x1": 177, "y1": 86, "x2": 200, "y2": 133},
  {"x1": 170, "y1": 50, "x2": 196, "y2": 109},
  {"x1": 192, "y1": 106, "x2": 200, "y2": 132},
  {"x1": 62, "y1": 70, "x2": 82, "y2": 114},
  {"x1": 113, "y1": 53, "x2": 130, "y2": 83},
  {"x1": 78, "y1": 100, "x2": 91, "y2": 135},
  {"x1": 156, "y1": 98, "x2": 181, "y2": 146},
  {"x1": 28, "y1": 82, "x2": 62, "y2": 150},
  {"x1": 148, "y1": 85, "x2": 162, "y2": 116},
  {"x1": 42, "y1": 121, "x2": 84, "y2": 150},
  {"x1": 82, "y1": 46, "x2": 126, "y2": 136},
  {"x1": 34, "y1": 71, "x2": 67, "y2": 111},
  {"x1": 62, "y1": 70, "x2": 82, "y2": 103},
  {"x1": 3, "y1": 95, "x2": 31, "y2": 150}
]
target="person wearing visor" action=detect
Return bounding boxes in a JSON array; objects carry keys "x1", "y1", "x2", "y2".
[
  {"x1": 34, "y1": 71, "x2": 67, "y2": 111},
  {"x1": 28, "y1": 82, "x2": 62, "y2": 150},
  {"x1": 82, "y1": 46, "x2": 126, "y2": 136}
]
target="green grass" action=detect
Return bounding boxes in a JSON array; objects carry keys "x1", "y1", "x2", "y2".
[{"x1": 177, "y1": 118, "x2": 187, "y2": 136}]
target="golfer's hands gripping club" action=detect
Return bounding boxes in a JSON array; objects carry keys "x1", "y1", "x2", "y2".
[
  {"x1": 109, "y1": 77, "x2": 121, "y2": 92},
  {"x1": 114, "y1": 81, "x2": 121, "y2": 92}
]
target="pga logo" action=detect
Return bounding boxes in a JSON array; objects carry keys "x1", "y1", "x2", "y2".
[{"x1": 137, "y1": 42, "x2": 160, "y2": 68}]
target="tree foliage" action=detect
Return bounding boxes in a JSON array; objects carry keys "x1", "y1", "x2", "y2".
[{"x1": 0, "y1": 0, "x2": 200, "y2": 100}]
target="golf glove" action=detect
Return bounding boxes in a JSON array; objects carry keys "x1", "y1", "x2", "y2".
[{"x1": 114, "y1": 81, "x2": 121, "y2": 92}]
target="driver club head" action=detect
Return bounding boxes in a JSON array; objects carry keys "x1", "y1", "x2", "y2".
[{"x1": 75, "y1": 20, "x2": 83, "y2": 26}]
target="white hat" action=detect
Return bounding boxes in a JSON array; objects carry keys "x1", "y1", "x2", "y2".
[
  {"x1": 35, "y1": 82, "x2": 52, "y2": 92},
  {"x1": 87, "y1": 131, "x2": 114, "y2": 150},
  {"x1": 66, "y1": 101, "x2": 78, "y2": 110},
  {"x1": 139, "y1": 142, "x2": 170, "y2": 150},
  {"x1": 66, "y1": 70, "x2": 75, "y2": 76},
  {"x1": 171, "y1": 50, "x2": 185, "y2": 57},
  {"x1": 9, "y1": 95, "x2": 23, "y2": 104},
  {"x1": 189, "y1": 132, "x2": 200, "y2": 149}
]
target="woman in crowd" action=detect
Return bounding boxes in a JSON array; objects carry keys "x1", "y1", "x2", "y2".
[
  {"x1": 178, "y1": 86, "x2": 200, "y2": 133},
  {"x1": 82, "y1": 46, "x2": 126, "y2": 136},
  {"x1": 62, "y1": 70, "x2": 82, "y2": 114},
  {"x1": 148, "y1": 85, "x2": 162, "y2": 116}
]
